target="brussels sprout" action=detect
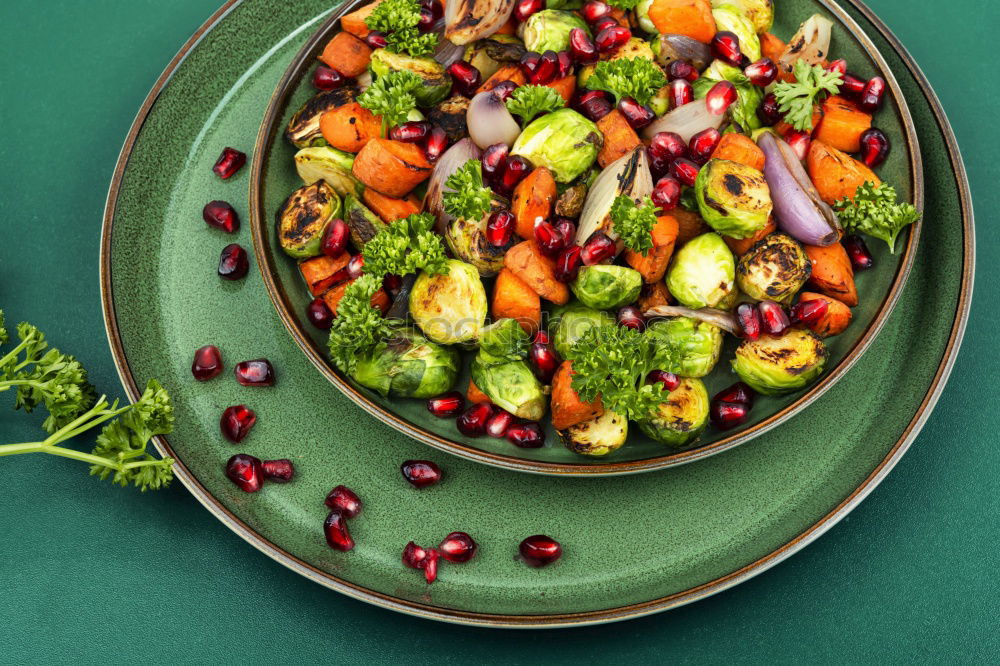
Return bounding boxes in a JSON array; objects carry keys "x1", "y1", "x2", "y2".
[
  {"x1": 369, "y1": 49, "x2": 451, "y2": 107},
  {"x1": 692, "y1": 60, "x2": 763, "y2": 132},
  {"x1": 646, "y1": 317, "x2": 723, "y2": 377},
  {"x1": 578, "y1": 38, "x2": 655, "y2": 88},
  {"x1": 571, "y1": 265, "x2": 643, "y2": 310},
  {"x1": 471, "y1": 319, "x2": 547, "y2": 420},
  {"x1": 445, "y1": 197, "x2": 516, "y2": 277},
  {"x1": 550, "y1": 302, "x2": 615, "y2": 358},
  {"x1": 522, "y1": 10, "x2": 590, "y2": 53},
  {"x1": 294, "y1": 146, "x2": 364, "y2": 198},
  {"x1": 561, "y1": 409, "x2": 628, "y2": 456},
  {"x1": 736, "y1": 232, "x2": 811, "y2": 304},
  {"x1": 636, "y1": 0, "x2": 657, "y2": 33},
  {"x1": 285, "y1": 87, "x2": 357, "y2": 148},
  {"x1": 276, "y1": 181, "x2": 340, "y2": 259},
  {"x1": 695, "y1": 158, "x2": 772, "y2": 239},
  {"x1": 713, "y1": 0, "x2": 773, "y2": 34},
  {"x1": 351, "y1": 327, "x2": 460, "y2": 398},
  {"x1": 510, "y1": 109, "x2": 602, "y2": 183},
  {"x1": 463, "y1": 36, "x2": 526, "y2": 80},
  {"x1": 426, "y1": 95, "x2": 470, "y2": 143},
  {"x1": 637, "y1": 377, "x2": 709, "y2": 447},
  {"x1": 409, "y1": 259, "x2": 488, "y2": 345},
  {"x1": 732, "y1": 328, "x2": 828, "y2": 394},
  {"x1": 711, "y1": 5, "x2": 761, "y2": 61},
  {"x1": 342, "y1": 194, "x2": 388, "y2": 249},
  {"x1": 666, "y1": 232, "x2": 736, "y2": 309}
]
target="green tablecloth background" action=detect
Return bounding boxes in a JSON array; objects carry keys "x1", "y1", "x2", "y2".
[{"x1": 0, "y1": 1, "x2": 995, "y2": 662}]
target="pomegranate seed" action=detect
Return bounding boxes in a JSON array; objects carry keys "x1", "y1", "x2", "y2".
[
  {"x1": 647, "y1": 369, "x2": 680, "y2": 391},
  {"x1": 590, "y1": 15, "x2": 616, "y2": 32},
  {"x1": 581, "y1": 231, "x2": 616, "y2": 265},
  {"x1": 569, "y1": 28, "x2": 598, "y2": 65},
  {"x1": 514, "y1": 0, "x2": 543, "y2": 22},
  {"x1": 501, "y1": 155, "x2": 533, "y2": 193},
  {"x1": 859, "y1": 128, "x2": 890, "y2": 168},
  {"x1": 858, "y1": 76, "x2": 886, "y2": 112},
  {"x1": 557, "y1": 51, "x2": 573, "y2": 78},
  {"x1": 758, "y1": 300, "x2": 790, "y2": 336},
  {"x1": 744, "y1": 57, "x2": 777, "y2": 86},
  {"x1": 649, "y1": 131, "x2": 688, "y2": 178},
  {"x1": 667, "y1": 60, "x2": 698, "y2": 83},
  {"x1": 705, "y1": 80, "x2": 738, "y2": 115},
  {"x1": 423, "y1": 126, "x2": 449, "y2": 162},
  {"x1": 790, "y1": 298, "x2": 829, "y2": 326},
  {"x1": 710, "y1": 400, "x2": 750, "y2": 429},
  {"x1": 529, "y1": 339, "x2": 562, "y2": 384},
  {"x1": 427, "y1": 391, "x2": 465, "y2": 418},
  {"x1": 306, "y1": 297, "x2": 334, "y2": 329},
  {"x1": 457, "y1": 403, "x2": 493, "y2": 437},
  {"x1": 840, "y1": 72, "x2": 866, "y2": 99},
  {"x1": 262, "y1": 459, "x2": 294, "y2": 482},
  {"x1": 212, "y1": 147, "x2": 246, "y2": 179},
  {"x1": 555, "y1": 245, "x2": 583, "y2": 282},
  {"x1": 843, "y1": 234, "x2": 874, "y2": 270},
  {"x1": 225, "y1": 454, "x2": 264, "y2": 493},
  {"x1": 617, "y1": 305, "x2": 645, "y2": 331},
  {"x1": 417, "y1": 6, "x2": 436, "y2": 32},
  {"x1": 736, "y1": 302, "x2": 762, "y2": 340},
  {"x1": 389, "y1": 121, "x2": 431, "y2": 143},
  {"x1": 382, "y1": 273, "x2": 402, "y2": 296},
  {"x1": 312, "y1": 65, "x2": 346, "y2": 90},
  {"x1": 506, "y1": 421, "x2": 545, "y2": 448},
  {"x1": 618, "y1": 97, "x2": 655, "y2": 130},
  {"x1": 487, "y1": 209, "x2": 516, "y2": 247},
  {"x1": 582, "y1": 0, "x2": 611, "y2": 24},
  {"x1": 595, "y1": 25, "x2": 630, "y2": 54},
  {"x1": 486, "y1": 409, "x2": 515, "y2": 438},
  {"x1": 670, "y1": 157, "x2": 700, "y2": 187},
  {"x1": 402, "y1": 541, "x2": 428, "y2": 568},
  {"x1": 785, "y1": 130, "x2": 811, "y2": 161},
  {"x1": 234, "y1": 358, "x2": 275, "y2": 387},
  {"x1": 347, "y1": 253, "x2": 365, "y2": 280},
  {"x1": 575, "y1": 89, "x2": 614, "y2": 121},
  {"x1": 324, "y1": 511, "x2": 355, "y2": 551},
  {"x1": 421, "y1": 0, "x2": 443, "y2": 20},
  {"x1": 439, "y1": 532, "x2": 478, "y2": 563},
  {"x1": 758, "y1": 91, "x2": 782, "y2": 125},
  {"x1": 482, "y1": 143, "x2": 509, "y2": 188},
  {"x1": 220, "y1": 405, "x2": 257, "y2": 443},
  {"x1": 534, "y1": 330, "x2": 551, "y2": 345},
  {"x1": 535, "y1": 220, "x2": 565, "y2": 258},
  {"x1": 668, "y1": 79, "x2": 694, "y2": 109},
  {"x1": 825, "y1": 59, "x2": 848, "y2": 76},
  {"x1": 448, "y1": 61, "x2": 482, "y2": 97},
  {"x1": 364, "y1": 31, "x2": 388, "y2": 49},
  {"x1": 714, "y1": 381, "x2": 754, "y2": 406},
  {"x1": 218, "y1": 243, "x2": 249, "y2": 280},
  {"x1": 711, "y1": 31, "x2": 742, "y2": 66},
  {"x1": 320, "y1": 218, "x2": 349, "y2": 257},
  {"x1": 519, "y1": 51, "x2": 541, "y2": 79},
  {"x1": 422, "y1": 548, "x2": 439, "y2": 583},
  {"x1": 688, "y1": 127, "x2": 721, "y2": 163},
  {"x1": 555, "y1": 218, "x2": 577, "y2": 243},
  {"x1": 202, "y1": 200, "x2": 239, "y2": 233},
  {"x1": 491, "y1": 79, "x2": 518, "y2": 101},
  {"x1": 519, "y1": 535, "x2": 562, "y2": 567},
  {"x1": 325, "y1": 485, "x2": 363, "y2": 518},
  {"x1": 401, "y1": 459, "x2": 443, "y2": 488},
  {"x1": 652, "y1": 176, "x2": 682, "y2": 211},
  {"x1": 192, "y1": 345, "x2": 223, "y2": 381},
  {"x1": 531, "y1": 50, "x2": 559, "y2": 85}
]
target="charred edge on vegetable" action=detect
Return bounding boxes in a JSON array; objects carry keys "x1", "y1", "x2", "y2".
[
  {"x1": 347, "y1": 209, "x2": 382, "y2": 245},
  {"x1": 285, "y1": 87, "x2": 358, "y2": 144},
  {"x1": 277, "y1": 185, "x2": 329, "y2": 244},
  {"x1": 482, "y1": 38, "x2": 527, "y2": 62},
  {"x1": 428, "y1": 95, "x2": 470, "y2": 142}
]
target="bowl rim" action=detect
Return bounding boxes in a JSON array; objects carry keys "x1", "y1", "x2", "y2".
[{"x1": 248, "y1": 0, "x2": 923, "y2": 476}]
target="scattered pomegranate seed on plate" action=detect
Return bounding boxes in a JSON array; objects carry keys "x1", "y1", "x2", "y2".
[
  {"x1": 212, "y1": 147, "x2": 246, "y2": 179},
  {"x1": 220, "y1": 405, "x2": 256, "y2": 443},
  {"x1": 234, "y1": 358, "x2": 275, "y2": 387},
  {"x1": 427, "y1": 391, "x2": 465, "y2": 418},
  {"x1": 402, "y1": 541, "x2": 428, "y2": 568},
  {"x1": 191, "y1": 345, "x2": 223, "y2": 381},
  {"x1": 843, "y1": 234, "x2": 874, "y2": 270},
  {"x1": 439, "y1": 532, "x2": 478, "y2": 563},
  {"x1": 519, "y1": 535, "x2": 562, "y2": 567},
  {"x1": 324, "y1": 510, "x2": 355, "y2": 552},
  {"x1": 325, "y1": 485, "x2": 363, "y2": 518},
  {"x1": 217, "y1": 243, "x2": 249, "y2": 280},
  {"x1": 859, "y1": 128, "x2": 890, "y2": 167},
  {"x1": 400, "y1": 460, "x2": 443, "y2": 488},
  {"x1": 202, "y1": 200, "x2": 239, "y2": 233},
  {"x1": 262, "y1": 459, "x2": 294, "y2": 482},
  {"x1": 225, "y1": 454, "x2": 264, "y2": 493}
]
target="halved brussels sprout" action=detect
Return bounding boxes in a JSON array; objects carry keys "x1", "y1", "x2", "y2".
[
  {"x1": 463, "y1": 35, "x2": 526, "y2": 79},
  {"x1": 695, "y1": 158, "x2": 772, "y2": 239},
  {"x1": 351, "y1": 327, "x2": 460, "y2": 398},
  {"x1": 550, "y1": 302, "x2": 615, "y2": 359},
  {"x1": 409, "y1": 259, "x2": 488, "y2": 345},
  {"x1": 712, "y1": 0, "x2": 774, "y2": 34},
  {"x1": 427, "y1": 95, "x2": 470, "y2": 143},
  {"x1": 736, "y1": 232, "x2": 810, "y2": 304},
  {"x1": 637, "y1": 377, "x2": 709, "y2": 447},
  {"x1": 285, "y1": 87, "x2": 356, "y2": 148},
  {"x1": 295, "y1": 146, "x2": 363, "y2": 198},
  {"x1": 692, "y1": 60, "x2": 763, "y2": 132},
  {"x1": 711, "y1": 5, "x2": 762, "y2": 61},
  {"x1": 666, "y1": 232, "x2": 736, "y2": 309},
  {"x1": 571, "y1": 265, "x2": 643, "y2": 311},
  {"x1": 510, "y1": 109, "x2": 602, "y2": 183},
  {"x1": 445, "y1": 197, "x2": 516, "y2": 277},
  {"x1": 560, "y1": 409, "x2": 628, "y2": 457},
  {"x1": 276, "y1": 181, "x2": 340, "y2": 258},
  {"x1": 369, "y1": 49, "x2": 451, "y2": 107},
  {"x1": 342, "y1": 194, "x2": 387, "y2": 249},
  {"x1": 471, "y1": 319, "x2": 547, "y2": 420},
  {"x1": 521, "y1": 10, "x2": 589, "y2": 53},
  {"x1": 732, "y1": 328, "x2": 828, "y2": 394},
  {"x1": 646, "y1": 317, "x2": 723, "y2": 377}
]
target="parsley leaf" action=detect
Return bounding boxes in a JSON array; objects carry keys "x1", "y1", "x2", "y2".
[
  {"x1": 362, "y1": 212, "x2": 448, "y2": 279},
  {"x1": 364, "y1": 0, "x2": 438, "y2": 56},
  {"x1": 610, "y1": 195, "x2": 658, "y2": 254},
  {"x1": 505, "y1": 84, "x2": 566, "y2": 128},
  {"x1": 442, "y1": 159, "x2": 493, "y2": 222},
  {"x1": 357, "y1": 70, "x2": 424, "y2": 135},
  {"x1": 584, "y1": 57, "x2": 667, "y2": 106},
  {"x1": 834, "y1": 181, "x2": 920, "y2": 253},
  {"x1": 604, "y1": 0, "x2": 641, "y2": 8},
  {"x1": 772, "y1": 60, "x2": 842, "y2": 131},
  {"x1": 327, "y1": 274, "x2": 397, "y2": 373}
]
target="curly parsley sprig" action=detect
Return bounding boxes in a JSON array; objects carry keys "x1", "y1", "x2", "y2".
[
  {"x1": 834, "y1": 181, "x2": 920, "y2": 253},
  {"x1": 362, "y1": 213, "x2": 448, "y2": 279},
  {"x1": 327, "y1": 275, "x2": 397, "y2": 373},
  {"x1": 364, "y1": 0, "x2": 438, "y2": 56},
  {"x1": 442, "y1": 159, "x2": 493, "y2": 222},
  {"x1": 357, "y1": 70, "x2": 424, "y2": 136},
  {"x1": 610, "y1": 195, "x2": 658, "y2": 254},
  {"x1": 772, "y1": 60, "x2": 842, "y2": 131},
  {"x1": 584, "y1": 57, "x2": 667, "y2": 106},
  {"x1": 505, "y1": 85, "x2": 566, "y2": 128}
]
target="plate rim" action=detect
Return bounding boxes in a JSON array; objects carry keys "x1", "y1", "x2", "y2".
[
  {"x1": 248, "y1": 0, "x2": 924, "y2": 476},
  {"x1": 99, "y1": 0, "x2": 974, "y2": 627}
]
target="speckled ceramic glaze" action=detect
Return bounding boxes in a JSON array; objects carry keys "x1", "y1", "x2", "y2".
[
  {"x1": 251, "y1": 0, "x2": 922, "y2": 475},
  {"x1": 102, "y1": 0, "x2": 972, "y2": 625}
]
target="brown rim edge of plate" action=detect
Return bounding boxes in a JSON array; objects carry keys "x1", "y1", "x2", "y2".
[
  {"x1": 100, "y1": 0, "x2": 974, "y2": 627},
  {"x1": 248, "y1": 0, "x2": 924, "y2": 476}
]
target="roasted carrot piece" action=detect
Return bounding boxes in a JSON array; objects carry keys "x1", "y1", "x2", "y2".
[
  {"x1": 625, "y1": 215, "x2": 679, "y2": 283},
  {"x1": 467, "y1": 379, "x2": 491, "y2": 404},
  {"x1": 319, "y1": 102, "x2": 382, "y2": 153},
  {"x1": 492, "y1": 268, "x2": 542, "y2": 335},
  {"x1": 760, "y1": 32, "x2": 787, "y2": 64},
  {"x1": 797, "y1": 291, "x2": 852, "y2": 338},
  {"x1": 673, "y1": 208, "x2": 711, "y2": 246},
  {"x1": 546, "y1": 75, "x2": 577, "y2": 103},
  {"x1": 804, "y1": 242, "x2": 858, "y2": 307},
  {"x1": 638, "y1": 281, "x2": 672, "y2": 312},
  {"x1": 477, "y1": 65, "x2": 527, "y2": 93},
  {"x1": 340, "y1": 0, "x2": 383, "y2": 38},
  {"x1": 711, "y1": 133, "x2": 766, "y2": 171},
  {"x1": 647, "y1": 0, "x2": 716, "y2": 43},
  {"x1": 775, "y1": 105, "x2": 823, "y2": 137},
  {"x1": 322, "y1": 278, "x2": 390, "y2": 315},
  {"x1": 319, "y1": 32, "x2": 372, "y2": 77},
  {"x1": 300, "y1": 254, "x2": 350, "y2": 296},
  {"x1": 511, "y1": 167, "x2": 557, "y2": 239},
  {"x1": 551, "y1": 361, "x2": 604, "y2": 431},
  {"x1": 494, "y1": 15, "x2": 518, "y2": 35},
  {"x1": 503, "y1": 241, "x2": 570, "y2": 305},
  {"x1": 595, "y1": 110, "x2": 641, "y2": 168},
  {"x1": 806, "y1": 140, "x2": 881, "y2": 205},
  {"x1": 362, "y1": 189, "x2": 421, "y2": 223},
  {"x1": 723, "y1": 217, "x2": 776, "y2": 256},
  {"x1": 814, "y1": 95, "x2": 872, "y2": 153},
  {"x1": 352, "y1": 138, "x2": 433, "y2": 197}
]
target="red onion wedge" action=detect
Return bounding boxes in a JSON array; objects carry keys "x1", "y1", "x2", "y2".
[
  {"x1": 425, "y1": 138, "x2": 482, "y2": 232},
  {"x1": 758, "y1": 132, "x2": 841, "y2": 247},
  {"x1": 641, "y1": 100, "x2": 725, "y2": 144},
  {"x1": 643, "y1": 305, "x2": 740, "y2": 336},
  {"x1": 653, "y1": 34, "x2": 712, "y2": 71},
  {"x1": 467, "y1": 90, "x2": 521, "y2": 149},
  {"x1": 433, "y1": 38, "x2": 466, "y2": 67}
]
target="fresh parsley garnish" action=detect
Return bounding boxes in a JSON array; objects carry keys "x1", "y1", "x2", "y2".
[
  {"x1": 442, "y1": 159, "x2": 492, "y2": 222},
  {"x1": 327, "y1": 274, "x2": 396, "y2": 373},
  {"x1": 772, "y1": 60, "x2": 842, "y2": 131},
  {"x1": 357, "y1": 70, "x2": 424, "y2": 135},
  {"x1": 610, "y1": 195, "x2": 658, "y2": 254},
  {"x1": 364, "y1": 0, "x2": 438, "y2": 56},
  {"x1": 584, "y1": 57, "x2": 667, "y2": 106},
  {"x1": 362, "y1": 213, "x2": 448, "y2": 279},
  {"x1": 834, "y1": 181, "x2": 920, "y2": 253},
  {"x1": 505, "y1": 85, "x2": 566, "y2": 128}
]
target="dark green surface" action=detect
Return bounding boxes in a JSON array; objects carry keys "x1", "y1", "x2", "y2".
[{"x1": 0, "y1": 0, "x2": 994, "y2": 663}]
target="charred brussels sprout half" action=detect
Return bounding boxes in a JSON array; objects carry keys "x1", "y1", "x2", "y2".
[
  {"x1": 409, "y1": 259, "x2": 488, "y2": 345},
  {"x1": 637, "y1": 377, "x2": 710, "y2": 447},
  {"x1": 463, "y1": 35, "x2": 526, "y2": 80},
  {"x1": 471, "y1": 319, "x2": 547, "y2": 420},
  {"x1": 426, "y1": 95, "x2": 470, "y2": 143},
  {"x1": 646, "y1": 317, "x2": 723, "y2": 377},
  {"x1": 571, "y1": 266, "x2": 643, "y2": 311},
  {"x1": 522, "y1": 10, "x2": 590, "y2": 53},
  {"x1": 560, "y1": 410, "x2": 628, "y2": 457},
  {"x1": 294, "y1": 146, "x2": 363, "y2": 198},
  {"x1": 511, "y1": 109, "x2": 602, "y2": 183},
  {"x1": 732, "y1": 328, "x2": 828, "y2": 394},
  {"x1": 736, "y1": 232, "x2": 811, "y2": 304},
  {"x1": 445, "y1": 197, "x2": 516, "y2": 277},
  {"x1": 342, "y1": 195, "x2": 388, "y2": 250},
  {"x1": 711, "y1": 5, "x2": 762, "y2": 61},
  {"x1": 550, "y1": 302, "x2": 615, "y2": 359},
  {"x1": 285, "y1": 87, "x2": 357, "y2": 148},
  {"x1": 369, "y1": 49, "x2": 451, "y2": 107},
  {"x1": 665, "y1": 232, "x2": 736, "y2": 309},
  {"x1": 276, "y1": 181, "x2": 340, "y2": 258},
  {"x1": 712, "y1": 0, "x2": 774, "y2": 33},
  {"x1": 695, "y1": 159, "x2": 772, "y2": 239},
  {"x1": 351, "y1": 328, "x2": 460, "y2": 398}
]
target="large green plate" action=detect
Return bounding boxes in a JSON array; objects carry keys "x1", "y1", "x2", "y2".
[{"x1": 101, "y1": 0, "x2": 972, "y2": 626}]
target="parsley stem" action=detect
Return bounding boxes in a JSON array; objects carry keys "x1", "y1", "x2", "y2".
[{"x1": 0, "y1": 441, "x2": 121, "y2": 468}]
